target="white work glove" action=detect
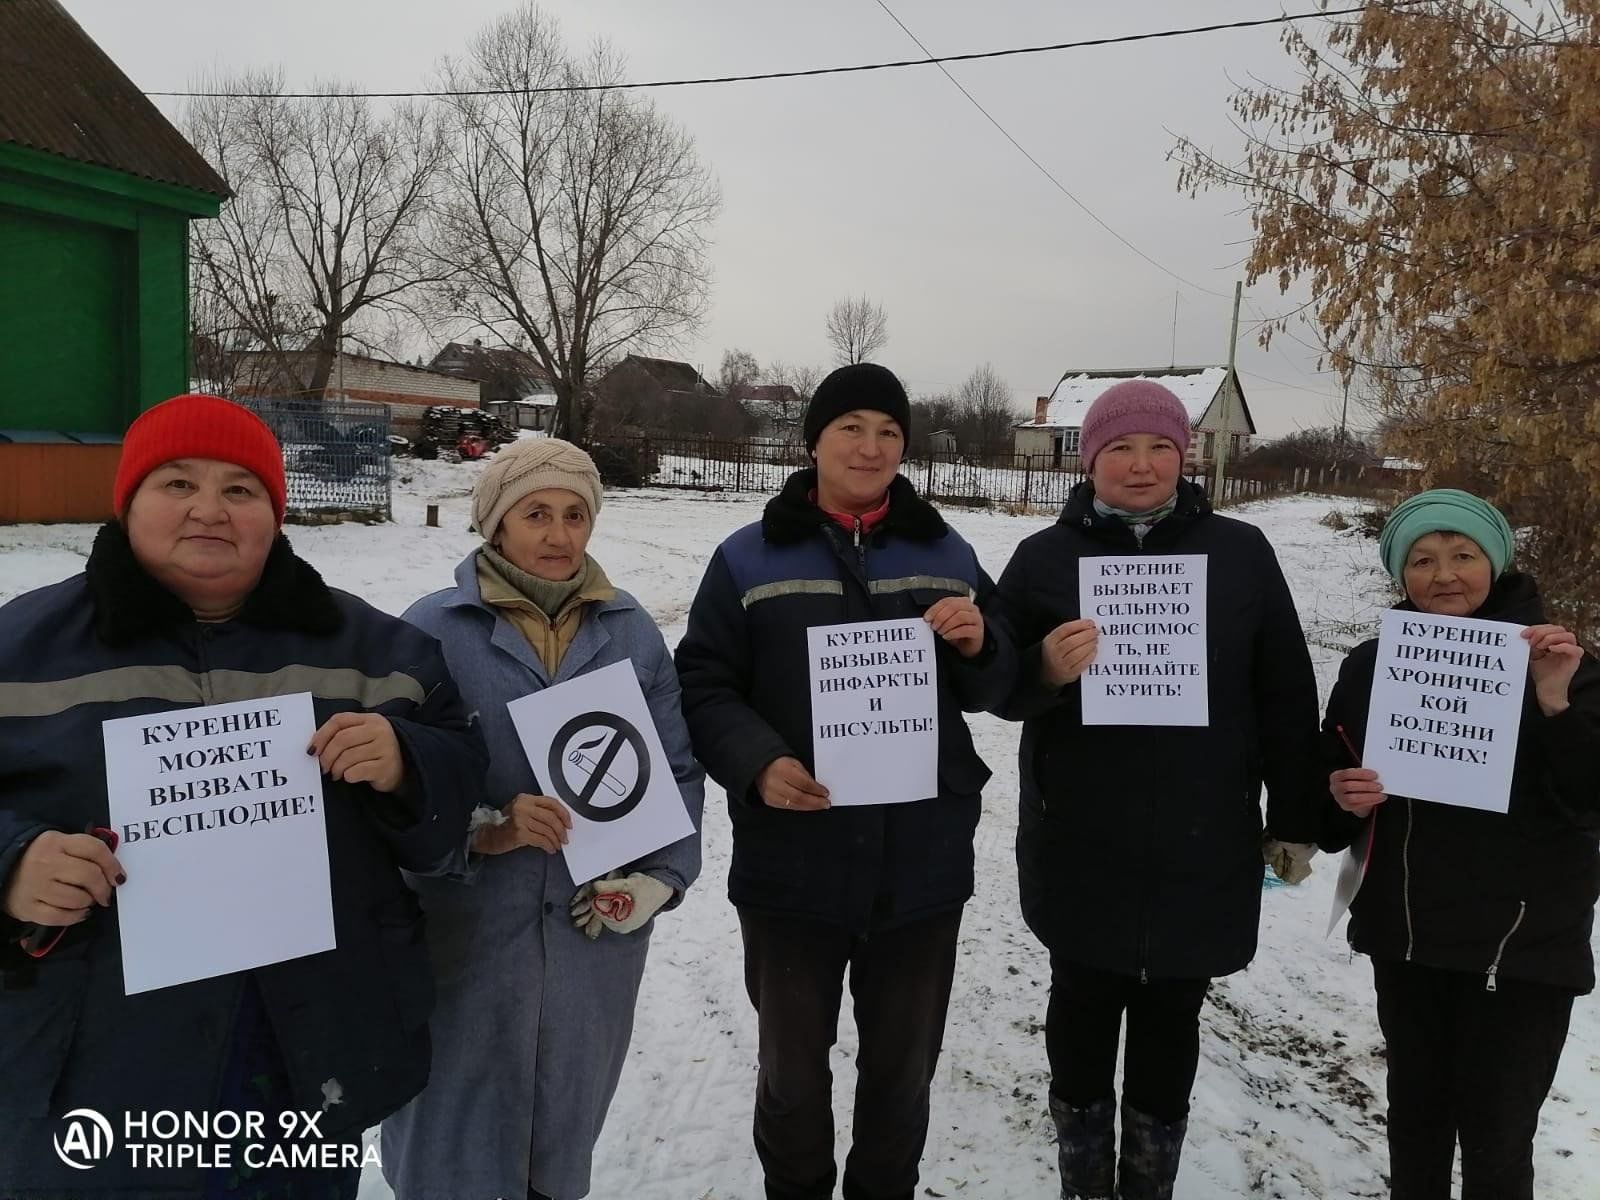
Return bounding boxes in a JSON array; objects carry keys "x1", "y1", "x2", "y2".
[
  {"x1": 570, "y1": 872, "x2": 674, "y2": 940},
  {"x1": 1262, "y1": 837, "x2": 1318, "y2": 885}
]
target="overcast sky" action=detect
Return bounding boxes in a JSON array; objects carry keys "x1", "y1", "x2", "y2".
[{"x1": 71, "y1": 0, "x2": 1358, "y2": 438}]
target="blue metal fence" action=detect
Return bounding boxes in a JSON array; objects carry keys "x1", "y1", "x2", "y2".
[{"x1": 237, "y1": 396, "x2": 392, "y2": 521}]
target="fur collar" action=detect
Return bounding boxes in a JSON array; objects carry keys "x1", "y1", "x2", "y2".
[
  {"x1": 761, "y1": 468, "x2": 949, "y2": 546},
  {"x1": 85, "y1": 522, "x2": 344, "y2": 646}
]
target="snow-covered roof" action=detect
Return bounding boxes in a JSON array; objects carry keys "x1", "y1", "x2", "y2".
[
  {"x1": 1023, "y1": 366, "x2": 1231, "y2": 430},
  {"x1": 1382, "y1": 456, "x2": 1424, "y2": 471}
]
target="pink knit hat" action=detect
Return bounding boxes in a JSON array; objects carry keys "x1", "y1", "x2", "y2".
[{"x1": 1079, "y1": 380, "x2": 1192, "y2": 468}]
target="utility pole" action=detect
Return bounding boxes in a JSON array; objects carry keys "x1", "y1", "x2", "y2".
[
  {"x1": 1211, "y1": 281, "x2": 1243, "y2": 502},
  {"x1": 1338, "y1": 378, "x2": 1351, "y2": 445},
  {"x1": 1169, "y1": 291, "x2": 1179, "y2": 369}
]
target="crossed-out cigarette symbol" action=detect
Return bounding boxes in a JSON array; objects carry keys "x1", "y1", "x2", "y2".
[
  {"x1": 568, "y1": 737, "x2": 629, "y2": 797},
  {"x1": 548, "y1": 711, "x2": 651, "y2": 822}
]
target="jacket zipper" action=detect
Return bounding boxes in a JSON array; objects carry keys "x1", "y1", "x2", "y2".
[
  {"x1": 1401, "y1": 800, "x2": 1415, "y2": 961},
  {"x1": 1485, "y1": 901, "x2": 1526, "y2": 993},
  {"x1": 1133, "y1": 523, "x2": 1154, "y2": 983}
]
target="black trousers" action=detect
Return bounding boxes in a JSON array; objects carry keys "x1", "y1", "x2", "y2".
[
  {"x1": 1046, "y1": 957, "x2": 1210, "y2": 1123},
  {"x1": 738, "y1": 907, "x2": 963, "y2": 1200},
  {"x1": 1372, "y1": 958, "x2": 1574, "y2": 1200}
]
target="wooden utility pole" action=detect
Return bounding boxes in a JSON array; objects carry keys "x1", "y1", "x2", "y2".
[{"x1": 1211, "y1": 281, "x2": 1243, "y2": 502}]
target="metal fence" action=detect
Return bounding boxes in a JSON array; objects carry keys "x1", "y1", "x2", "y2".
[
  {"x1": 594, "y1": 435, "x2": 1287, "y2": 509},
  {"x1": 238, "y1": 396, "x2": 393, "y2": 521}
]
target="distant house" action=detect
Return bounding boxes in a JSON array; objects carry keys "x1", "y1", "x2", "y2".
[
  {"x1": 731, "y1": 382, "x2": 805, "y2": 442},
  {"x1": 594, "y1": 354, "x2": 751, "y2": 438},
  {"x1": 1014, "y1": 365, "x2": 1254, "y2": 470},
  {"x1": 230, "y1": 350, "x2": 480, "y2": 436},
  {"x1": 430, "y1": 340, "x2": 557, "y2": 433},
  {"x1": 929, "y1": 429, "x2": 958, "y2": 454},
  {"x1": 0, "y1": 0, "x2": 228, "y2": 522}
]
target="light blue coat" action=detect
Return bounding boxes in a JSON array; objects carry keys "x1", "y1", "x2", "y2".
[{"x1": 380, "y1": 551, "x2": 705, "y2": 1200}]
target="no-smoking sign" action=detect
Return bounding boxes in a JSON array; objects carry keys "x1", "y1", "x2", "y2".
[
  {"x1": 507, "y1": 661, "x2": 696, "y2": 881},
  {"x1": 548, "y1": 711, "x2": 652, "y2": 823}
]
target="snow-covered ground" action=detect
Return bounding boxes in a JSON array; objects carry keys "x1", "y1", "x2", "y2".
[{"x1": 2, "y1": 468, "x2": 1595, "y2": 1199}]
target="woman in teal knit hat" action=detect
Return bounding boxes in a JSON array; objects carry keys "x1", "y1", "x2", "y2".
[{"x1": 1318, "y1": 488, "x2": 1600, "y2": 1199}]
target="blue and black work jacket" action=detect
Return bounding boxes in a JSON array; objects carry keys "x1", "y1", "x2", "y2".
[
  {"x1": 0, "y1": 525, "x2": 484, "y2": 1195},
  {"x1": 675, "y1": 468, "x2": 1015, "y2": 932}
]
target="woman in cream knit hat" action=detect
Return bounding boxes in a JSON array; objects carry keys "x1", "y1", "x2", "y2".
[{"x1": 383, "y1": 438, "x2": 705, "y2": 1200}]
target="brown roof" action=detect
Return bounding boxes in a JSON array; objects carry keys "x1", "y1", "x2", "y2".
[
  {"x1": 430, "y1": 342, "x2": 552, "y2": 385},
  {"x1": 619, "y1": 354, "x2": 716, "y2": 394},
  {"x1": 0, "y1": 0, "x2": 228, "y2": 198}
]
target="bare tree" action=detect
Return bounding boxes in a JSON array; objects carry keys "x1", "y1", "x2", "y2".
[
  {"x1": 184, "y1": 71, "x2": 446, "y2": 399},
  {"x1": 955, "y1": 363, "x2": 1018, "y2": 456},
  {"x1": 825, "y1": 295, "x2": 889, "y2": 365},
  {"x1": 908, "y1": 392, "x2": 960, "y2": 457},
  {"x1": 718, "y1": 348, "x2": 761, "y2": 396},
  {"x1": 430, "y1": 7, "x2": 720, "y2": 440},
  {"x1": 764, "y1": 360, "x2": 823, "y2": 449}
]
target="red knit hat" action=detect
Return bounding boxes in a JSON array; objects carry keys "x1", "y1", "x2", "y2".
[
  {"x1": 114, "y1": 394, "x2": 287, "y2": 522},
  {"x1": 1080, "y1": 380, "x2": 1193, "y2": 469}
]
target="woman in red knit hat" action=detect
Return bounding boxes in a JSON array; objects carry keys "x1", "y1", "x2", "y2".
[{"x1": 0, "y1": 394, "x2": 486, "y2": 1199}]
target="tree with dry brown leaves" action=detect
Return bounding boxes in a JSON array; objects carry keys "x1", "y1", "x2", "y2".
[{"x1": 1176, "y1": 0, "x2": 1600, "y2": 637}]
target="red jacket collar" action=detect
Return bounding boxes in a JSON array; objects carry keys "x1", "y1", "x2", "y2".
[{"x1": 810, "y1": 488, "x2": 892, "y2": 534}]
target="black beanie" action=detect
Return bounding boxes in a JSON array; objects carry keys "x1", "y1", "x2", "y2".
[{"x1": 803, "y1": 363, "x2": 911, "y2": 451}]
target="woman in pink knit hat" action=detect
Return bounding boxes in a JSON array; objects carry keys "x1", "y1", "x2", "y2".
[{"x1": 993, "y1": 380, "x2": 1323, "y2": 1200}]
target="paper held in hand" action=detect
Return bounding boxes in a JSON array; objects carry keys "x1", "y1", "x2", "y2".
[
  {"x1": 507, "y1": 660, "x2": 695, "y2": 884},
  {"x1": 102, "y1": 692, "x2": 334, "y2": 995},
  {"x1": 1078, "y1": 554, "x2": 1208, "y2": 726},
  {"x1": 1326, "y1": 818, "x2": 1376, "y2": 938},
  {"x1": 1361, "y1": 609, "x2": 1530, "y2": 814},
  {"x1": 806, "y1": 617, "x2": 939, "y2": 807}
]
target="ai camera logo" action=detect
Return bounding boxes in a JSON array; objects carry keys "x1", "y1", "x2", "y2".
[{"x1": 54, "y1": 1108, "x2": 115, "y2": 1169}]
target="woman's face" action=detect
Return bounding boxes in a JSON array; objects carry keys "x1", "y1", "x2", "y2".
[
  {"x1": 495, "y1": 488, "x2": 593, "y2": 581},
  {"x1": 813, "y1": 410, "x2": 904, "y2": 512},
  {"x1": 1402, "y1": 531, "x2": 1494, "y2": 616},
  {"x1": 1090, "y1": 433, "x2": 1183, "y2": 512},
  {"x1": 125, "y1": 458, "x2": 278, "y2": 614}
]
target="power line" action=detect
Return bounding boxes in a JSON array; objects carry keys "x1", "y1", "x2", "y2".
[
  {"x1": 1239, "y1": 368, "x2": 1339, "y2": 398},
  {"x1": 148, "y1": 3, "x2": 1415, "y2": 99},
  {"x1": 871, "y1": 0, "x2": 1236, "y2": 299}
]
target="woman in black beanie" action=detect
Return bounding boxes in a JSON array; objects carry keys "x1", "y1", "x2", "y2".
[{"x1": 676, "y1": 362, "x2": 1015, "y2": 1200}]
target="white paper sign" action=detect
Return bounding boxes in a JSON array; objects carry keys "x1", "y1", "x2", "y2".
[
  {"x1": 103, "y1": 693, "x2": 333, "y2": 995},
  {"x1": 1361, "y1": 609, "x2": 1529, "y2": 813},
  {"x1": 507, "y1": 660, "x2": 695, "y2": 884},
  {"x1": 1079, "y1": 555, "x2": 1209, "y2": 726},
  {"x1": 806, "y1": 618, "x2": 940, "y2": 807},
  {"x1": 1326, "y1": 819, "x2": 1376, "y2": 938}
]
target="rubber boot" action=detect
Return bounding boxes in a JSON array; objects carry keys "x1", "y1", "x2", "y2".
[
  {"x1": 1116, "y1": 1101, "x2": 1187, "y2": 1200},
  {"x1": 1049, "y1": 1093, "x2": 1116, "y2": 1199}
]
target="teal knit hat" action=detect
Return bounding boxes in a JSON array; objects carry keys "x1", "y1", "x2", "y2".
[{"x1": 1378, "y1": 489, "x2": 1514, "y2": 582}]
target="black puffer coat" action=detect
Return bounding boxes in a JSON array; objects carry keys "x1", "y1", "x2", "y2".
[
  {"x1": 1319, "y1": 573, "x2": 1600, "y2": 994},
  {"x1": 996, "y1": 479, "x2": 1323, "y2": 980}
]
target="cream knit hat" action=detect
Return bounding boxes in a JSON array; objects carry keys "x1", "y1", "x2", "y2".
[{"x1": 472, "y1": 438, "x2": 603, "y2": 544}]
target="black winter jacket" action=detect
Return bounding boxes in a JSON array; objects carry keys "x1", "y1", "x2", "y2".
[
  {"x1": 0, "y1": 525, "x2": 486, "y2": 1196},
  {"x1": 674, "y1": 469, "x2": 1016, "y2": 932},
  {"x1": 1319, "y1": 573, "x2": 1600, "y2": 994},
  {"x1": 996, "y1": 479, "x2": 1323, "y2": 980}
]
